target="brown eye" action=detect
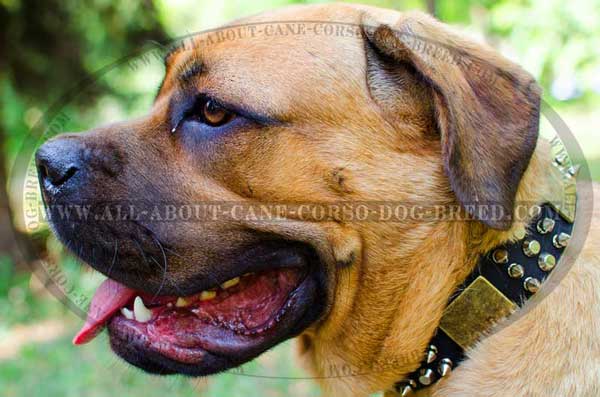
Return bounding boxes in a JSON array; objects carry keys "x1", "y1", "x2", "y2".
[{"x1": 202, "y1": 99, "x2": 233, "y2": 127}]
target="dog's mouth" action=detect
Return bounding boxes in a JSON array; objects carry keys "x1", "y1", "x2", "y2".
[{"x1": 73, "y1": 245, "x2": 324, "y2": 375}]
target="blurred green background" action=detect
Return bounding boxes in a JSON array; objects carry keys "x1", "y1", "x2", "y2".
[{"x1": 0, "y1": 0, "x2": 598, "y2": 396}]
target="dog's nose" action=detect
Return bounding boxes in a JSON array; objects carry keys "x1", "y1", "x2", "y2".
[{"x1": 36, "y1": 137, "x2": 82, "y2": 190}]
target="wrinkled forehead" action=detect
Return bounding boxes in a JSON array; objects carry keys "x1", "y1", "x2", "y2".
[{"x1": 158, "y1": 16, "x2": 370, "y2": 120}]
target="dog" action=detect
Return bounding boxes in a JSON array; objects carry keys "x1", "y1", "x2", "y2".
[{"x1": 35, "y1": 3, "x2": 600, "y2": 396}]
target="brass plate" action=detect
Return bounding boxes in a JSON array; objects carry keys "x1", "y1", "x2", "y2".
[{"x1": 439, "y1": 276, "x2": 517, "y2": 350}]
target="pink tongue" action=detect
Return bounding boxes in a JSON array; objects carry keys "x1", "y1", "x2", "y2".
[{"x1": 72, "y1": 278, "x2": 136, "y2": 345}]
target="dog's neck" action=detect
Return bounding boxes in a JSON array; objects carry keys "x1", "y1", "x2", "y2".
[
  {"x1": 386, "y1": 139, "x2": 577, "y2": 396},
  {"x1": 306, "y1": 139, "x2": 576, "y2": 397},
  {"x1": 392, "y1": 203, "x2": 574, "y2": 396}
]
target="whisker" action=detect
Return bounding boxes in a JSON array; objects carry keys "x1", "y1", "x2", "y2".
[
  {"x1": 106, "y1": 240, "x2": 119, "y2": 278},
  {"x1": 149, "y1": 234, "x2": 184, "y2": 297},
  {"x1": 149, "y1": 255, "x2": 167, "y2": 298},
  {"x1": 133, "y1": 238, "x2": 150, "y2": 268},
  {"x1": 161, "y1": 245, "x2": 184, "y2": 259}
]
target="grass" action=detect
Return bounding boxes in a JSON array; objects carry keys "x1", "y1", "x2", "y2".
[{"x1": 0, "y1": 311, "x2": 321, "y2": 397}]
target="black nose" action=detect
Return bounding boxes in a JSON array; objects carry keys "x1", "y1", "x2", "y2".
[{"x1": 36, "y1": 137, "x2": 82, "y2": 189}]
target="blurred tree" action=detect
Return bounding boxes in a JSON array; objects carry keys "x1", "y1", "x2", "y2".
[
  {"x1": 0, "y1": 140, "x2": 21, "y2": 265},
  {"x1": 433, "y1": 0, "x2": 600, "y2": 105},
  {"x1": 426, "y1": 0, "x2": 436, "y2": 17},
  {"x1": 0, "y1": 0, "x2": 170, "y2": 269}
]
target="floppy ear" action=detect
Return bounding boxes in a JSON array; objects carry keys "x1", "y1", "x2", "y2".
[{"x1": 362, "y1": 11, "x2": 541, "y2": 230}]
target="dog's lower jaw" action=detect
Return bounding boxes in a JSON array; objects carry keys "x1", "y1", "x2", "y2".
[{"x1": 300, "y1": 221, "x2": 474, "y2": 396}]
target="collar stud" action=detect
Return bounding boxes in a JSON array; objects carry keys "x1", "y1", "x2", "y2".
[
  {"x1": 395, "y1": 380, "x2": 417, "y2": 396},
  {"x1": 418, "y1": 368, "x2": 435, "y2": 386},
  {"x1": 492, "y1": 249, "x2": 509, "y2": 264},
  {"x1": 522, "y1": 239, "x2": 541, "y2": 257},
  {"x1": 553, "y1": 232, "x2": 571, "y2": 248},
  {"x1": 536, "y1": 218, "x2": 556, "y2": 234},
  {"x1": 524, "y1": 277, "x2": 541, "y2": 293},
  {"x1": 514, "y1": 227, "x2": 527, "y2": 240},
  {"x1": 538, "y1": 253, "x2": 556, "y2": 271},
  {"x1": 426, "y1": 345, "x2": 438, "y2": 364},
  {"x1": 438, "y1": 358, "x2": 453, "y2": 377},
  {"x1": 566, "y1": 164, "x2": 580, "y2": 178},
  {"x1": 507, "y1": 263, "x2": 524, "y2": 278},
  {"x1": 554, "y1": 152, "x2": 568, "y2": 165}
]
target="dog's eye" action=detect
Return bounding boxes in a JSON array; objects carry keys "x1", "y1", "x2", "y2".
[
  {"x1": 202, "y1": 99, "x2": 233, "y2": 126},
  {"x1": 191, "y1": 97, "x2": 234, "y2": 127},
  {"x1": 171, "y1": 96, "x2": 238, "y2": 135}
]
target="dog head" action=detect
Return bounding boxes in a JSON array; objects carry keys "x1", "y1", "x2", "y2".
[{"x1": 36, "y1": 3, "x2": 540, "y2": 386}]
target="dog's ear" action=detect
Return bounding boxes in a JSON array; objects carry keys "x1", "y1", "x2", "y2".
[{"x1": 362, "y1": 11, "x2": 541, "y2": 229}]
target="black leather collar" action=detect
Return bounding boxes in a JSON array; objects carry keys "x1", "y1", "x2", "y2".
[{"x1": 391, "y1": 202, "x2": 575, "y2": 396}]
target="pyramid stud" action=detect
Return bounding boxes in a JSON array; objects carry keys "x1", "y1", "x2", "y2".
[
  {"x1": 514, "y1": 227, "x2": 527, "y2": 240},
  {"x1": 529, "y1": 205, "x2": 542, "y2": 219},
  {"x1": 523, "y1": 240, "x2": 541, "y2": 257},
  {"x1": 524, "y1": 277, "x2": 541, "y2": 293},
  {"x1": 508, "y1": 263, "x2": 524, "y2": 279},
  {"x1": 554, "y1": 152, "x2": 568, "y2": 165},
  {"x1": 553, "y1": 232, "x2": 570, "y2": 248},
  {"x1": 396, "y1": 380, "x2": 417, "y2": 397},
  {"x1": 418, "y1": 368, "x2": 435, "y2": 386},
  {"x1": 492, "y1": 249, "x2": 509, "y2": 264},
  {"x1": 399, "y1": 385, "x2": 414, "y2": 397},
  {"x1": 438, "y1": 358, "x2": 453, "y2": 377},
  {"x1": 566, "y1": 164, "x2": 580, "y2": 178},
  {"x1": 538, "y1": 253, "x2": 556, "y2": 271},
  {"x1": 536, "y1": 218, "x2": 555, "y2": 234},
  {"x1": 426, "y1": 345, "x2": 438, "y2": 364}
]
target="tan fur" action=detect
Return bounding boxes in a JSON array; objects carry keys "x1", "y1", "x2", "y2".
[{"x1": 80, "y1": 3, "x2": 600, "y2": 395}]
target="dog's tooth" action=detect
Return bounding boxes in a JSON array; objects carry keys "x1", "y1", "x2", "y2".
[
  {"x1": 121, "y1": 307, "x2": 134, "y2": 320},
  {"x1": 221, "y1": 277, "x2": 240, "y2": 289},
  {"x1": 175, "y1": 297, "x2": 192, "y2": 307},
  {"x1": 199, "y1": 290, "x2": 216, "y2": 301},
  {"x1": 133, "y1": 296, "x2": 152, "y2": 322}
]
